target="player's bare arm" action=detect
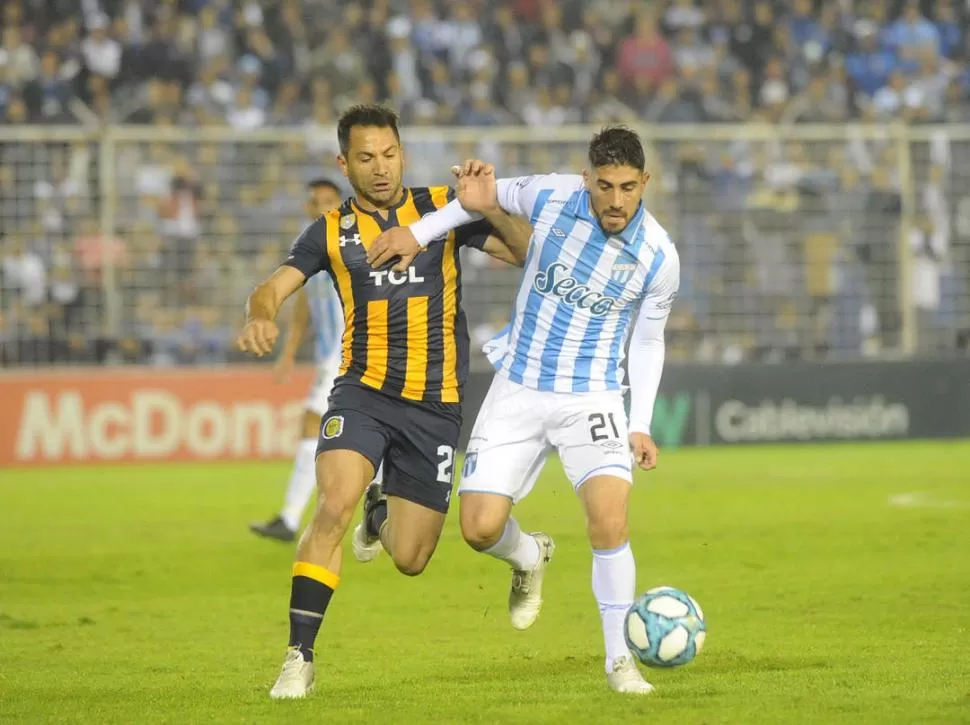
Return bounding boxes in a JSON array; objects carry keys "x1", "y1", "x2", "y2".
[
  {"x1": 238, "y1": 266, "x2": 307, "y2": 357},
  {"x1": 274, "y1": 288, "x2": 310, "y2": 382}
]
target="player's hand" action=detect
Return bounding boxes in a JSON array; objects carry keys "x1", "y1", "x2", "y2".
[
  {"x1": 367, "y1": 227, "x2": 421, "y2": 272},
  {"x1": 236, "y1": 319, "x2": 279, "y2": 357},
  {"x1": 274, "y1": 354, "x2": 295, "y2": 383},
  {"x1": 451, "y1": 160, "x2": 499, "y2": 214},
  {"x1": 630, "y1": 433, "x2": 658, "y2": 471}
]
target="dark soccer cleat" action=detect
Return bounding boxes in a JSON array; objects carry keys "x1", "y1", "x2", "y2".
[
  {"x1": 249, "y1": 516, "x2": 297, "y2": 542},
  {"x1": 352, "y1": 482, "x2": 385, "y2": 562}
]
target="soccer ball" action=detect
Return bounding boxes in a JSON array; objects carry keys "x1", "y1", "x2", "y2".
[{"x1": 624, "y1": 586, "x2": 706, "y2": 667}]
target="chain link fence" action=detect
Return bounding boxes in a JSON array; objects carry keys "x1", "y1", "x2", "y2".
[{"x1": 1, "y1": 124, "x2": 968, "y2": 370}]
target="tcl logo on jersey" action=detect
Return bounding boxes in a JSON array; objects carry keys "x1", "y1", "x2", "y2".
[
  {"x1": 369, "y1": 268, "x2": 426, "y2": 286},
  {"x1": 533, "y1": 261, "x2": 618, "y2": 316}
]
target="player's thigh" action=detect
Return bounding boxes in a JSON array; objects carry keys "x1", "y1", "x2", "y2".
[
  {"x1": 458, "y1": 374, "x2": 550, "y2": 504},
  {"x1": 315, "y1": 384, "x2": 390, "y2": 506},
  {"x1": 551, "y1": 391, "x2": 633, "y2": 492}
]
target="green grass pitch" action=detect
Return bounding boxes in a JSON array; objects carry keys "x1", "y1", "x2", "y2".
[{"x1": 2, "y1": 441, "x2": 969, "y2": 724}]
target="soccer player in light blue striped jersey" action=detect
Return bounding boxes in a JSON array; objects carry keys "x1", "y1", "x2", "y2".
[
  {"x1": 367, "y1": 127, "x2": 679, "y2": 694},
  {"x1": 250, "y1": 178, "x2": 382, "y2": 542}
]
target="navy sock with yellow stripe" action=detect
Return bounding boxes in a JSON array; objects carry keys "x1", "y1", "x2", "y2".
[{"x1": 288, "y1": 562, "x2": 340, "y2": 663}]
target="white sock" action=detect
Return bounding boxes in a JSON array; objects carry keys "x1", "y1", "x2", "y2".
[
  {"x1": 481, "y1": 517, "x2": 540, "y2": 571},
  {"x1": 592, "y1": 542, "x2": 636, "y2": 673},
  {"x1": 280, "y1": 439, "x2": 318, "y2": 532}
]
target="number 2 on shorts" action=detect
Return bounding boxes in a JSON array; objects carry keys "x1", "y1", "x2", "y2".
[{"x1": 436, "y1": 445, "x2": 455, "y2": 483}]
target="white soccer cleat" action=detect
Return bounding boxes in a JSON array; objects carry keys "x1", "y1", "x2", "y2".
[
  {"x1": 352, "y1": 482, "x2": 384, "y2": 563},
  {"x1": 269, "y1": 648, "x2": 315, "y2": 700},
  {"x1": 508, "y1": 532, "x2": 555, "y2": 630},
  {"x1": 351, "y1": 522, "x2": 381, "y2": 562},
  {"x1": 606, "y1": 656, "x2": 655, "y2": 695}
]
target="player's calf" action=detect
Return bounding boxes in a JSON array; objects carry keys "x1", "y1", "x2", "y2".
[
  {"x1": 579, "y1": 475, "x2": 640, "y2": 681},
  {"x1": 460, "y1": 493, "x2": 553, "y2": 630},
  {"x1": 271, "y1": 450, "x2": 372, "y2": 699}
]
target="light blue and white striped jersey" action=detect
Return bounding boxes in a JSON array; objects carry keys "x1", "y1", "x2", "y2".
[
  {"x1": 304, "y1": 272, "x2": 344, "y2": 363},
  {"x1": 483, "y1": 173, "x2": 680, "y2": 393}
]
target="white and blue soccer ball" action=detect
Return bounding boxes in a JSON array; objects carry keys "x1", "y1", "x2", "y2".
[{"x1": 625, "y1": 586, "x2": 706, "y2": 667}]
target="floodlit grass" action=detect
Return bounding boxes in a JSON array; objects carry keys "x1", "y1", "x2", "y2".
[{"x1": 2, "y1": 441, "x2": 969, "y2": 724}]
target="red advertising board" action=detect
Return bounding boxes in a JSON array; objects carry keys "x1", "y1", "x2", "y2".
[{"x1": 0, "y1": 367, "x2": 316, "y2": 466}]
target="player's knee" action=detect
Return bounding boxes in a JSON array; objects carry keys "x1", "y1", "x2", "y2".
[
  {"x1": 390, "y1": 547, "x2": 433, "y2": 577},
  {"x1": 313, "y1": 483, "x2": 359, "y2": 530},
  {"x1": 586, "y1": 513, "x2": 628, "y2": 550},
  {"x1": 459, "y1": 505, "x2": 506, "y2": 550}
]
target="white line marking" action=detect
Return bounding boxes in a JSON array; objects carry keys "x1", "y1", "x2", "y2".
[{"x1": 888, "y1": 492, "x2": 970, "y2": 510}]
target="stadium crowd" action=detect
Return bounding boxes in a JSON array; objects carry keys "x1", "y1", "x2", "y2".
[
  {"x1": 1, "y1": 0, "x2": 969, "y2": 367},
  {"x1": 0, "y1": 0, "x2": 967, "y2": 126}
]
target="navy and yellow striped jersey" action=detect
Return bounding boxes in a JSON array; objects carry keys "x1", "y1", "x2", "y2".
[{"x1": 283, "y1": 186, "x2": 494, "y2": 404}]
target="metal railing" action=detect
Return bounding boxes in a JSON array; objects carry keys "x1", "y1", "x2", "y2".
[{"x1": 1, "y1": 123, "x2": 968, "y2": 369}]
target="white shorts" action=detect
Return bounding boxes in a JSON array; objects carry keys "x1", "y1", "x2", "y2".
[
  {"x1": 304, "y1": 357, "x2": 341, "y2": 417},
  {"x1": 459, "y1": 374, "x2": 632, "y2": 502}
]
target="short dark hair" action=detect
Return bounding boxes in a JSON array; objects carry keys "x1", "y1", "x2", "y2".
[
  {"x1": 587, "y1": 125, "x2": 646, "y2": 171},
  {"x1": 337, "y1": 104, "x2": 401, "y2": 156},
  {"x1": 307, "y1": 178, "x2": 340, "y2": 194}
]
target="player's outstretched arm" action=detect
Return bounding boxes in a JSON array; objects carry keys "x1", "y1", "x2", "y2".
[
  {"x1": 238, "y1": 265, "x2": 307, "y2": 357},
  {"x1": 367, "y1": 163, "x2": 551, "y2": 271},
  {"x1": 628, "y1": 251, "x2": 681, "y2": 471}
]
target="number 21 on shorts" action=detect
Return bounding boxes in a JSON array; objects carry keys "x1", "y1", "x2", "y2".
[{"x1": 588, "y1": 412, "x2": 621, "y2": 442}]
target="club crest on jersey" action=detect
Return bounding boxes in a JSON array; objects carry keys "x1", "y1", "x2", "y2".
[
  {"x1": 339, "y1": 214, "x2": 355, "y2": 230},
  {"x1": 462, "y1": 452, "x2": 478, "y2": 478},
  {"x1": 322, "y1": 415, "x2": 344, "y2": 439},
  {"x1": 611, "y1": 262, "x2": 637, "y2": 284}
]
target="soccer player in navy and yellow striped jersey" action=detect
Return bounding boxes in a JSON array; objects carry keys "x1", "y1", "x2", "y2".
[{"x1": 237, "y1": 104, "x2": 532, "y2": 699}]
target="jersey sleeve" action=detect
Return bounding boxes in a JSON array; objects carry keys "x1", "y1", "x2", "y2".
[
  {"x1": 282, "y1": 218, "x2": 330, "y2": 278},
  {"x1": 409, "y1": 174, "x2": 558, "y2": 247},
  {"x1": 627, "y1": 249, "x2": 680, "y2": 436},
  {"x1": 495, "y1": 174, "x2": 556, "y2": 221},
  {"x1": 638, "y1": 248, "x2": 680, "y2": 323}
]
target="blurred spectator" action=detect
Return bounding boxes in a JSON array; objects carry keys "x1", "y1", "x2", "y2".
[
  {"x1": 0, "y1": 0, "x2": 968, "y2": 367},
  {"x1": 80, "y1": 15, "x2": 121, "y2": 82},
  {"x1": 883, "y1": 0, "x2": 940, "y2": 62},
  {"x1": 617, "y1": 11, "x2": 673, "y2": 91},
  {"x1": 1, "y1": 26, "x2": 39, "y2": 86}
]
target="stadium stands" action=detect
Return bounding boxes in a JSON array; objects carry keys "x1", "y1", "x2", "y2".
[{"x1": 1, "y1": 0, "x2": 968, "y2": 366}]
